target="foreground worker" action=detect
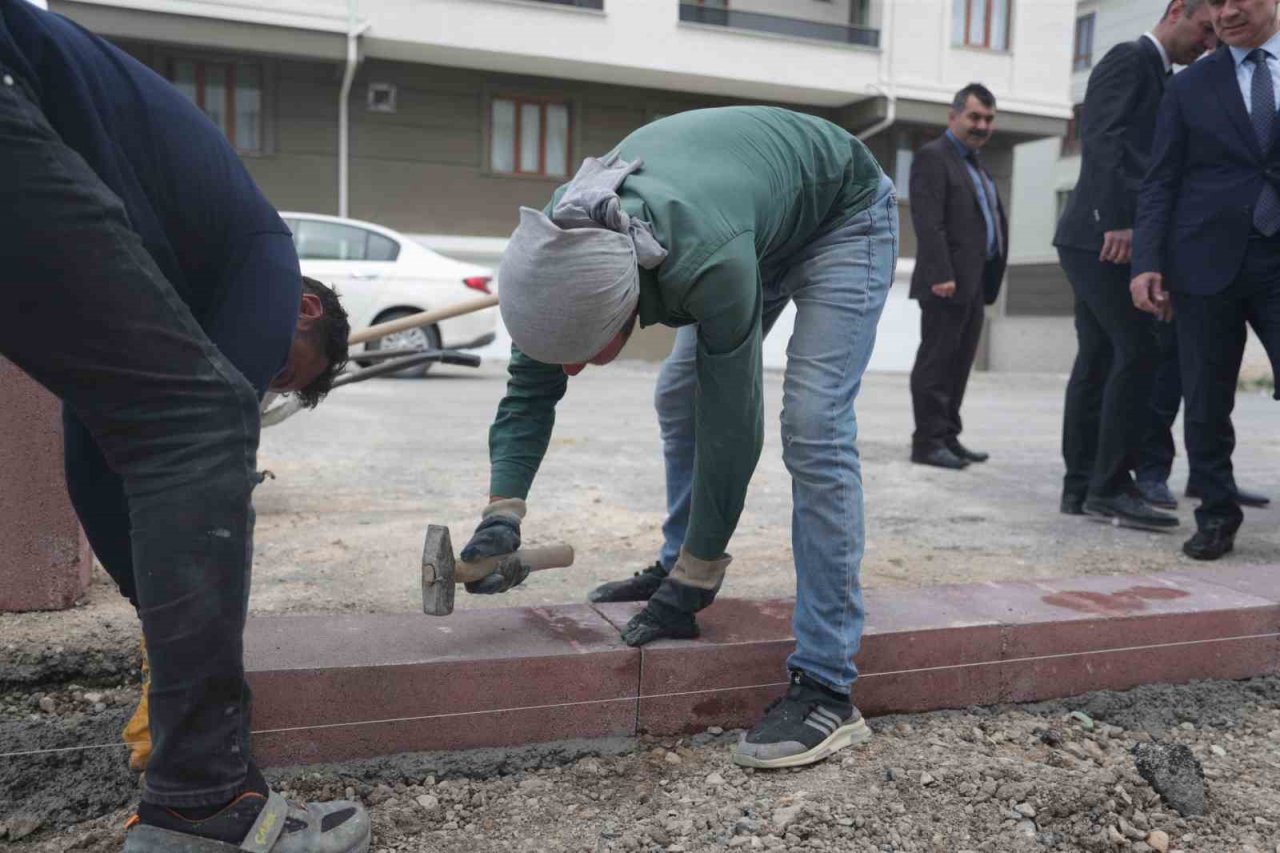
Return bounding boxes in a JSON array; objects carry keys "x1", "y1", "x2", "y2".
[
  {"x1": 463, "y1": 106, "x2": 897, "y2": 769},
  {"x1": 0, "y1": 2, "x2": 369, "y2": 851}
]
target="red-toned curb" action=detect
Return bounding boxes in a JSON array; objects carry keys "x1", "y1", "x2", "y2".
[{"x1": 244, "y1": 566, "x2": 1280, "y2": 767}]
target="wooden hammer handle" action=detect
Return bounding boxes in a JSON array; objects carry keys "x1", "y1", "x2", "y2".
[
  {"x1": 349, "y1": 294, "x2": 499, "y2": 345},
  {"x1": 455, "y1": 544, "x2": 575, "y2": 584}
]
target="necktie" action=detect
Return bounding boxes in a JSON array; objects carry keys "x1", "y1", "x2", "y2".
[
  {"x1": 1248, "y1": 49, "x2": 1280, "y2": 236},
  {"x1": 967, "y1": 152, "x2": 1004, "y2": 258}
]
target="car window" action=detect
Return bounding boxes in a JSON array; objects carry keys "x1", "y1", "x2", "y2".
[
  {"x1": 366, "y1": 232, "x2": 400, "y2": 262},
  {"x1": 295, "y1": 220, "x2": 369, "y2": 261}
]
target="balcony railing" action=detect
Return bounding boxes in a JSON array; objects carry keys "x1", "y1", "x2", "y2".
[
  {"x1": 678, "y1": 4, "x2": 879, "y2": 48},
  {"x1": 528, "y1": 0, "x2": 604, "y2": 8}
]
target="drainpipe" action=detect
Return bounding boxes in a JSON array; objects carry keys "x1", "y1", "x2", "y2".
[
  {"x1": 857, "y1": 0, "x2": 896, "y2": 142},
  {"x1": 338, "y1": 0, "x2": 371, "y2": 218}
]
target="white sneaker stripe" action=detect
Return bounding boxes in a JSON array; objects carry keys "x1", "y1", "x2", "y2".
[
  {"x1": 803, "y1": 718, "x2": 835, "y2": 736},
  {"x1": 812, "y1": 706, "x2": 846, "y2": 727}
]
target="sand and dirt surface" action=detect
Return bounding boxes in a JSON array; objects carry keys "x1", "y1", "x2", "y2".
[{"x1": 4, "y1": 366, "x2": 1280, "y2": 850}]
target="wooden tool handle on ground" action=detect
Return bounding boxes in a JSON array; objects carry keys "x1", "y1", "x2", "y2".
[
  {"x1": 348, "y1": 294, "x2": 500, "y2": 345},
  {"x1": 455, "y1": 545, "x2": 575, "y2": 584}
]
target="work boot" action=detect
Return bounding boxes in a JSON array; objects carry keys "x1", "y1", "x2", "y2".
[
  {"x1": 588, "y1": 561, "x2": 667, "y2": 603},
  {"x1": 619, "y1": 576, "x2": 716, "y2": 646},
  {"x1": 125, "y1": 766, "x2": 370, "y2": 853},
  {"x1": 732, "y1": 670, "x2": 871, "y2": 769}
]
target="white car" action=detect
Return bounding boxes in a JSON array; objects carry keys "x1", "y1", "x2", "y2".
[{"x1": 280, "y1": 212, "x2": 498, "y2": 375}]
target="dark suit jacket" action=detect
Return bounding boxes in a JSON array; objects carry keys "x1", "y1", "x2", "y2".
[
  {"x1": 1134, "y1": 45, "x2": 1280, "y2": 294},
  {"x1": 1056, "y1": 37, "x2": 1167, "y2": 251},
  {"x1": 908, "y1": 135, "x2": 1009, "y2": 304}
]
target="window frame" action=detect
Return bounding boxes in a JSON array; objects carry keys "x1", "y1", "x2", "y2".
[
  {"x1": 487, "y1": 94, "x2": 574, "y2": 180},
  {"x1": 1073, "y1": 12, "x2": 1095, "y2": 71},
  {"x1": 954, "y1": 0, "x2": 1011, "y2": 51},
  {"x1": 1061, "y1": 103, "x2": 1084, "y2": 157},
  {"x1": 161, "y1": 52, "x2": 271, "y2": 155}
]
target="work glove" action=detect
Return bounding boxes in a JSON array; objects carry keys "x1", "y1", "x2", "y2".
[
  {"x1": 620, "y1": 549, "x2": 730, "y2": 647},
  {"x1": 462, "y1": 498, "x2": 529, "y2": 595}
]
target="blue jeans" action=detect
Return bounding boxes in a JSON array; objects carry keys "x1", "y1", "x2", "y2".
[{"x1": 653, "y1": 175, "x2": 898, "y2": 692}]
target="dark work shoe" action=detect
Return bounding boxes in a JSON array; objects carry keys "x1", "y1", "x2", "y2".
[
  {"x1": 910, "y1": 446, "x2": 969, "y2": 470},
  {"x1": 1083, "y1": 493, "x2": 1179, "y2": 531},
  {"x1": 620, "y1": 600, "x2": 699, "y2": 646},
  {"x1": 947, "y1": 440, "x2": 989, "y2": 463},
  {"x1": 1183, "y1": 523, "x2": 1236, "y2": 561},
  {"x1": 1060, "y1": 491, "x2": 1086, "y2": 516},
  {"x1": 1186, "y1": 483, "x2": 1271, "y2": 508},
  {"x1": 732, "y1": 671, "x2": 871, "y2": 769},
  {"x1": 588, "y1": 561, "x2": 667, "y2": 603},
  {"x1": 1135, "y1": 479, "x2": 1178, "y2": 510}
]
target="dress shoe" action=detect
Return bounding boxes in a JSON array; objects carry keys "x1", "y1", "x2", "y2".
[
  {"x1": 1185, "y1": 483, "x2": 1271, "y2": 508},
  {"x1": 947, "y1": 440, "x2": 989, "y2": 463},
  {"x1": 1083, "y1": 492, "x2": 1179, "y2": 531},
  {"x1": 911, "y1": 446, "x2": 969, "y2": 470},
  {"x1": 1182, "y1": 522, "x2": 1236, "y2": 561},
  {"x1": 1060, "y1": 492, "x2": 1086, "y2": 515},
  {"x1": 1135, "y1": 479, "x2": 1178, "y2": 510}
]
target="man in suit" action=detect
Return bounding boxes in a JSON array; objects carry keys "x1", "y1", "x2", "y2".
[
  {"x1": 1054, "y1": 0, "x2": 1216, "y2": 528},
  {"x1": 1132, "y1": 0, "x2": 1280, "y2": 560},
  {"x1": 908, "y1": 83, "x2": 1009, "y2": 470}
]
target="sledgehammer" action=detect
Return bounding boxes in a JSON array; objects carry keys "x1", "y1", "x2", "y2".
[{"x1": 421, "y1": 525, "x2": 575, "y2": 616}]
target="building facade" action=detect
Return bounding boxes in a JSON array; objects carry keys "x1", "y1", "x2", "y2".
[{"x1": 51, "y1": 0, "x2": 1074, "y2": 369}]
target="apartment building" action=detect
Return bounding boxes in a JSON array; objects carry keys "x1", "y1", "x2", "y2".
[{"x1": 49, "y1": 0, "x2": 1075, "y2": 369}]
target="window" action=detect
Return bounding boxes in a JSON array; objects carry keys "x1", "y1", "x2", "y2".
[
  {"x1": 490, "y1": 97, "x2": 572, "y2": 178},
  {"x1": 293, "y1": 220, "x2": 401, "y2": 262},
  {"x1": 893, "y1": 129, "x2": 932, "y2": 202},
  {"x1": 952, "y1": 0, "x2": 1010, "y2": 51},
  {"x1": 1073, "y1": 13, "x2": 1095, "y2": 71},
  {"x1": 1061, "y1": 103, "x2": 1084, "y2": 156},
  {"x1": 850, "y1": 0, "x2": 872, "y2": 28},
  {"x1": 167, "y1": 58, "x2": 263, "y2": 153},
  {"x1": 367, "y1": 82, "x2": 397, "y2": 114}
]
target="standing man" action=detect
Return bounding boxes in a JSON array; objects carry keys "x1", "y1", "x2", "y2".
[
  {"x1": 1054, "y1": 0, "x2": 1216, "y2": 527},
  {"x1": 0, "y1": 2, "x2": 369, "y2": 850},
  {"x1": 462, "y1": 107, "x2": 898, "y2": 769},
  {"x1": 908, "y1": 83, "x2": 1009, "y2": 470},
  {"x1": 1132, "y1": 0, "x2": 1280, "y2": 560}
]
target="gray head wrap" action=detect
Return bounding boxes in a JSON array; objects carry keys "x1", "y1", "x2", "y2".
[{"x1": 498, "y1": 154, "x2": 668, "y2": 365}]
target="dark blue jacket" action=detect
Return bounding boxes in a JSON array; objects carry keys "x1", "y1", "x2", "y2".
[
  {"x1": 0, "y1": 0, "x2": 299, "y2": 393},
  {"x1": 1134, "y1": 44, "x2": 1280, "y2": 294}
]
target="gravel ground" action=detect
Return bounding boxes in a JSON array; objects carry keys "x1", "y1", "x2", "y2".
[{"x1": 5, "y1": 675, "x2": 1280, "y2": 851}]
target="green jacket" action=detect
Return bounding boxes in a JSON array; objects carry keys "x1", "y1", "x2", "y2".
[{"x1": 489, "y1": 106, "x2": 884, "y2": 560}]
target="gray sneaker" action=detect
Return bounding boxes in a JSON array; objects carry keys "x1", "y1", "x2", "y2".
[{"x1": 732, "y1": 671, "x2": 871, "y2": 769}]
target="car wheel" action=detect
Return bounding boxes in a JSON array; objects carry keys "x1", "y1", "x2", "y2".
[{"x1": 362, "y1": 309, "x2": 442, "y2": 378}]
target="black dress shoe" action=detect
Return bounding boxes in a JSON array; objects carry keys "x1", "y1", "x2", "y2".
[
  {"x1": 1060, "y1": 492, "x2": 1086, "y2": 515},
  {"x1": 911, "y1": 446, "x2": 969, "y2": 470},
  {"x1": 1083, "y1": 492, "x2": 1180, "y2": 531},
  {"x1": 1185, "y1": 483, "x2": 1271, "y2": 508},
  {"x1": 947, "y1": 440, "x2": 989, "y2": 463},
  {"x1": 1183, "y1": 523, "x2": 1236, "y2": 561},
  {"x1": 1135, "y1": 479, "x2": 1178, "y2": 510}
]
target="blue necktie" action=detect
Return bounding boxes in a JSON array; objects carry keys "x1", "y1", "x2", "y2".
[{"x1": 1248, "y1": 49, "x2": 1280, "y2": 236}]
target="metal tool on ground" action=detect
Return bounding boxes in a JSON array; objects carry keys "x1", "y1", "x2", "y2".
[{"x1": 421, "y1": 524, "x2": 575, "y2": 616}]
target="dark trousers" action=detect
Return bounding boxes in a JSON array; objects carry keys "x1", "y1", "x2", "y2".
[
  {"x1": 910, "y1": 287, "x2": 985, "y2": 451},
  {"x1": 0, "y1": 76, "x2": 260, "y2": 807},
  {"x1": 1134, "y1": 320, "x2": 1182, "y2": 485},
  {"x1": 1058, "y1": 247, "x2": 1158, "y2": 498},
  {"x1": 1174, "y1": 234, "x2": 1280, "y2": 531}
]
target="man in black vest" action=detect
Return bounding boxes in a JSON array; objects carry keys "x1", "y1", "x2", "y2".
[{"x1": 1054, "y1": 0, "x2": 1217, "y2": 527}]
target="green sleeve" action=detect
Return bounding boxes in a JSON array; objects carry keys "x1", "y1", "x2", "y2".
[
  {"x1": 680, "y1": 231, "x2": 764, "y2": 561},
  {"x1": 488, "y1": 347, "x2": 569, "y2": 499}
]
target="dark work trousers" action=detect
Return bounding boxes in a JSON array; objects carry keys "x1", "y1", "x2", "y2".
[
  {"x1": 1057, "y1": 247, "x2": 1158, "y2": 499},
  {"x1": 1134, "y1": 319, "x2": 1182, "y2": 485},
  {"x1": 0, "y1": 75, "x2": 261, "y2": 808},
  {"x1": 910, "y1": 284, "x2": 985, "y2": 452},
  {"x1": 1173, "y1": 234, "x2": 1280, "y2": 532}
]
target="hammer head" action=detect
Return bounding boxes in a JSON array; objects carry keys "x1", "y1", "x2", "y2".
[{"x1": 421, "y1": 524, "x2": 456, "y2": 616}]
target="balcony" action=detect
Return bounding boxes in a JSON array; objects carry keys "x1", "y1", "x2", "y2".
[
  {"x1": 528, "y1": 0, "x2": 605, "y2": 8},
  {"x1": 678, "y1": 3, "x2": 879, "y2": 48}
]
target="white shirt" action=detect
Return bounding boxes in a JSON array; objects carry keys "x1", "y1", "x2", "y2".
[
  {"x1": 1230, "y1": 28, "x2": 1280, "y2": 114},
  {"x1": 1143, "y1": 32, "x2": 1172, "y2": 75}
]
